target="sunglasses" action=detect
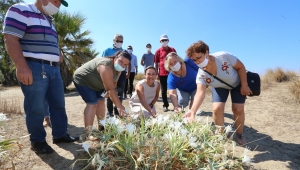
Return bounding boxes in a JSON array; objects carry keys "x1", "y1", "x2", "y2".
[
  {"x1": 115, "y1": 40, "x2": 123, "y2": 43},
  {"x1": 161, "y1": 39, "x2": 168, "y2": 42}
]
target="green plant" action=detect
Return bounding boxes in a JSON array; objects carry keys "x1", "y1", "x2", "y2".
[{"x1": 73, "y1": 113, "x2": 253, "y2": 169}]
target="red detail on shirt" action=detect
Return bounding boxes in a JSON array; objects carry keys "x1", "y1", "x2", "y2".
[
  {"x1": 154, "y1": 46, "x2": 176, "y2": 76},
  {"x1": 206, "y1": 78, "x2": 211, "y2": 84}
]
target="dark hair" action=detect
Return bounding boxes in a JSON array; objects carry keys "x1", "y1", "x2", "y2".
[
  {"x1": 186, "y1": 40, "x2": 209, "y2": 57},
  {"x1": 127, "y1": 45, "x2": 133, "y2": 49},
  {"x1": 144, "y1": 66, "x2": 156, "y2": 74},
  {"x1": 115, "y1": 50, "x2": 132, "y2": 61},
  {"x1": 146, "y1": 43, "x2": 151, "y2": 47}
]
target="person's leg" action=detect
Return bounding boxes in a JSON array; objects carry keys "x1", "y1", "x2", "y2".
[
  {"x1": 95, "y1": 100, "x2": 106, "y2": 121},
  {"x1": 189, "y1": 89, "x2": 197, "y2": 109},
  {"x1": 43, "y1": 100, "x2": 51, "y2": 127},
  {"x1": 114, "y1": 71, "x2": 126, "y2": 115},
  {"x1": 176, "y1": 89, "x2": 190, "y2": 109},
  {"x1": 230, "y1": 89, "x2": 247, "y2": 145},
  {"x1": 211, "y1": 87, "x2": 229, "y2": 133},
  {"x1": 129, "y1": 72, "x2": 135, "y2": 95},
  {"x1": 74, "y1": 82, "x2": 104, "y2": 127},
  {"x1": 46, "y1": 65, "x2": 68, "y2": 139},
  {"x1": 20, "y1": 62, "x2": 48, "y2": 143},
  {"x1": 83, "y1": 104, "x2": 98, "y2": 127},
  {"x1": 160, "y1": 76, "x2": 169, "y2": 109},
  {"x1": 124, "y1": 78, "x2": 128, "y2": 98}
]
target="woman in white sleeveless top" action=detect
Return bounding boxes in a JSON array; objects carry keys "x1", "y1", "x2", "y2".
[{"x1": 129, "y1": 66, "x2": 160, "y2": 118}]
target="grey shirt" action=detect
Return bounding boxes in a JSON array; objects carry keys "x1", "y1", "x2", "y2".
[
  {"x1": 142, "y1": 53, "x2": 155, "y2": 69},
  {"x1": 196, "y1": 51, "x2": 240, "y2": 89}
]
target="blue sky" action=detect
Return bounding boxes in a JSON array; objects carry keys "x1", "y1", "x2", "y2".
[{"x1": 24, "y1": 0, "x2": 300, "y2": 74}]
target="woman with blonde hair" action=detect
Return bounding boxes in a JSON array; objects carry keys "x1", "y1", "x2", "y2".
[{"x1": 164, "y1": 52, "x2": 199, "y2": 112}]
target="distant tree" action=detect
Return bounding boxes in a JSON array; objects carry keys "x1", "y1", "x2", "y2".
[
  {"x1": 0, "y1": 0, "x2": 23, "y2": 86},
  {"x1": 53, "y1": 11, "x2": 99, "y2": 89}
]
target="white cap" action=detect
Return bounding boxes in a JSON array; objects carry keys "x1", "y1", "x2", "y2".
[{"x1": 160, "y1": 34, "x2": 169, "y2": 41}]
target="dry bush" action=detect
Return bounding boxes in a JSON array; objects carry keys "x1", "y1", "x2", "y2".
[
  {"x1": 262, "y1": 68, "x2": 297, "y2": 84},
  {"x1": 289, "y1": 78, "x2": 300, "y2": 103},
  {"x1": 134, "y1": 73, "x2": 144, "y2": 81},
  {"x1": 0, "y1": 93, "x2": 23, "y2": 114}
]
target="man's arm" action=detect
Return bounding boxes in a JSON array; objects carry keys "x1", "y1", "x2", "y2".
[
  {"x1": 4, "y1": 34, "x2": 32, "y2": 85},
  {"x1": 141, "y1": 55, "x2": 145, "y2": 66}
]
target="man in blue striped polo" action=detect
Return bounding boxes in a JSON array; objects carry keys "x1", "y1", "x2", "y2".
[{"x1": 3, "y1": 0, "x2": 78, "y2": 154}]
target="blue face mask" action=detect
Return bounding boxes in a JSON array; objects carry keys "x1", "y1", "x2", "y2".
[{"x1": 114, "y1": 62, "x2": 125, "y2": 72}]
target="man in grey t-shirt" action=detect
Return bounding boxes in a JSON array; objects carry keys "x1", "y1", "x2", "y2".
[{"x1": 141, "y1": 43, "x2": 154, "y2": 70}]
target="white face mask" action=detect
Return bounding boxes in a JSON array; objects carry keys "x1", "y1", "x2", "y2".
[
  {"x1": 127, "y1": 50, "x2": 132, "y2": 54},
  {"x1": 115, "y1": 42, "x2": 122, "y2": 49},
  {"x1": 41, "y1": 0, "x2": 59, "y2": 16},
  {"x1": 170, "y1": 62, "x2": 181, "y2": 72},
  {"x1": 161, "y1": 41, "x2": 168, "y2": 47},
  {"x1": 197, "y1": 56, "x2": 209, "y2": 68},
  {"x1": 147, "y1": 48, "x2": 151, "y2": 52}
]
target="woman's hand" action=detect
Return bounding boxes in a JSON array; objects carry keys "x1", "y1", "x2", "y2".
[
  {"x1": 117, "y1": 106, "x2": 127, "y2": 118},
  {"x1": 150, "y1": 110, "x2": 157, "y2": 118},
  {"x1": 174, "y1": 106, "x2": 180, "y2": 113},
  {"x1": 182, "y1": 110, "x2": 195, "y2": 123},
  {"x1": 240, "y1": 85, "x2": 252, "y2": 96}
]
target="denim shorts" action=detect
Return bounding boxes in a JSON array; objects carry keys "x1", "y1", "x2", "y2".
[
  {"x1": 176, "y1": 88, "x2": 197, "y2": 107},
  {"x1": 74, "y1": 82, "x2": 105, "y2": 104},
  {"x1": 211, "y1": 87, "x2": 246, "y2": 104}
]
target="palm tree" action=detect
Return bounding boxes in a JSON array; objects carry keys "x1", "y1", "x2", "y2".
[
  {"x1": 0, "y1": 0, "x2": 23, "y2": 86},
  {"x1": 53, "y1": 11, "x2": 99, "y2": 89}
]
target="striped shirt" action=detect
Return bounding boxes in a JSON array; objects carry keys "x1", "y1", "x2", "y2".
[{"x1": 2, "y1": 3, "x2": 59, "y2": 62}]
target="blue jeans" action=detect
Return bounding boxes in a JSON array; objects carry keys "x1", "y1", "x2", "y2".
[
  {"x1": 176, "y1": 89, "x2": 196, "y2": 108},
  {"x1": 20, "y1": 61, "x2": 68, "y2": 143},
  {"x1": 107, "y1": 71, "x2": 126, "y2": 116}
]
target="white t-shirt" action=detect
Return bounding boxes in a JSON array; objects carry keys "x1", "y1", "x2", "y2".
[{"x1": 196, "y1": 51, "x2": 240, "y2": 89}]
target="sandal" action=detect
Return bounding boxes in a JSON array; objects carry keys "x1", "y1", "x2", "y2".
[{"x1": 236, "y1": 133, "x2": 247, "y2": 145}]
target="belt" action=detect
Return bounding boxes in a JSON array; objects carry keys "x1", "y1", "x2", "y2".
[{"x1": 25, "y1": 57, "x2": 58, "y2": 66}]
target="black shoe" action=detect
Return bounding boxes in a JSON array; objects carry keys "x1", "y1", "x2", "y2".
[
  {"x1": 31, "y1": 142, "x2": 54, "y2": 154},
  {"x1": 163, "y1": 107, "x2": 169, "y2": 112},
  {"x1": 53, "y1": 134, "x2": 79, "y2": 144}
]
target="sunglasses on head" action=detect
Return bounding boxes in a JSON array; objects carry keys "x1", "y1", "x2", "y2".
[
  {"x1": 161, "y1": 39, "x2": 168, "y2": 42},
  {"x1": 115, "y1": 40, "x2": 123, "y2": 43}
]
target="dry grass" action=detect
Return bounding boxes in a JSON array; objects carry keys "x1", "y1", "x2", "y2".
[
  {"x1": 289, "y1": 78, "x2": 300, "y2": 103},
  {"x1": 261, "y1": 68, "x2": 298, "y2": 90},
  {"x1": 0, "y1": 92, "x2": 23, "y2": 115},
  {"x1": 134, "y1": 73, "x2": 144, "y2": 81},
  {"x1": 263, "y1": 68, "x2": 297, "y2": 83}
]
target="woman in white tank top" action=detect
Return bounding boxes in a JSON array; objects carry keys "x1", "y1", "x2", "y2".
[{"x1": 129, "y1": 66, "x2": 160, "y2": 118}]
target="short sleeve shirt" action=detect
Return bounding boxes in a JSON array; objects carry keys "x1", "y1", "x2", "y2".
[
  {"x1": 142, "y1": 53, "x2": 154, "y2": 69},
  {"x1": 167, "y1": 57, "x2": 198, "y2": 92},
  {"x1": 154, "y1": 46, "x2": 176, "y2": 76},
  {"x1": 196, "y1": 51, "x2": 240, "y2": 89},
  {"x1": 2, "y1": 3, "x2": 59, "y2": 62}
]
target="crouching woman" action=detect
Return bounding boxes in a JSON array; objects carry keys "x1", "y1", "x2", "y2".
[
  {"x1": 73, "y1": 50, "x2": 131, "y2": 131},
  {"x1": 129, "y1": 66, "x2": 160, "y2": 119}
]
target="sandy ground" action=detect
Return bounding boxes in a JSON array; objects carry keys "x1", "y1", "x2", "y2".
[{"x1": 1, "y1": 81, "x2": 300, "y2": 170}]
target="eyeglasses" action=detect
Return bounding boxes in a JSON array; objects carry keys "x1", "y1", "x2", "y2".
[
  {"x1": 161, "y1": 39, "x2": 168, "y2": 42},
  {"x1": 115, "y1": 40, "x2": 123, "y2": 43}
]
